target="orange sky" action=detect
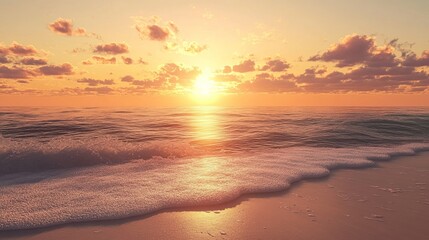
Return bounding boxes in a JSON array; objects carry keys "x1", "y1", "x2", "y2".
[{"x1": 0, "y1": 0, "x2": 428, "y2": 106}]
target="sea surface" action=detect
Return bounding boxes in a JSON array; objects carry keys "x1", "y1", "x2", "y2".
[{"x1": 0, "y1": 106, "x2": 428, "y2": 230}]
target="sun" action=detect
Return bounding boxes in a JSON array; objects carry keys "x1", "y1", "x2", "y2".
[{"x1": 193, "y1": 72, "x2": 216, "y2": 97}]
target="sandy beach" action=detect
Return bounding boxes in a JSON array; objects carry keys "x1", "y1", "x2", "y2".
[{"x1": 0, "y1": 152, "x2": 428, "y2": 240}]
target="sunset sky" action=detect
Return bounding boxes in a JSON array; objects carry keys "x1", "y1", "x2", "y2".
[{"x1": 1, "y1": 0, "x2": 428, "y2": 106}]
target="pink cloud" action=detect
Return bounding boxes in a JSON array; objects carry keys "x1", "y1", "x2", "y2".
[
  {"x1": 84, "y1": 87, "x2": 114, "y2": 94},
  {"x1": 237, "y1": 73, "x2": 297, "y2": 92},
  {"x1": 49, "y1": 18, "x2": 87, "y2": 36},
  {"x1": 147, "y1": 25, "x2": 170, "y2": 41},
  {"x1": 0, "y1": 42, "x2": 39, "y2": 56},
  {"x1": 260, "y1": 59, "x2": 290, "y2": 72},
  {"x1": 403, "y1": 50, "x2": 429, "y2": 67},
  {"x1": 135, "y1": 17, "x2": 179, "y2": 42},
  {"x1": 94, "y1": 43, "x2": 129, "y2": 55},
  {"x1": 121, "y1": 63, "x2": 200, "y2": 89},
  {"x1": 122, "y1": 56, "x2": 133, "y2": 64},
  {"x1": 39, "y1": 63, "x2": 74, "y2": 75},
  {"x1": 233, "y1": 59, "x2": 255, "y2": 73},
  {"x1": 20, "y1": 57, "x2": 47, "y2": 65},
  {"x1": 0, "y1": 55, "x2": 11, "y2": 64},
  {"x1": 77, "y1": 78, "x2": 115, "y2": 86},
  {"x1": 92, "y1": 56, "x2": 116, "y2": 64},
  {"x1": 0, "y1": 66, "x2": 38, "y2": 79}
]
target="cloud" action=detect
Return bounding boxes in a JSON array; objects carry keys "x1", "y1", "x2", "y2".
[
  {"x1": 48, "y1": 18, "x2": 87, "y2": 36},
  {"x1": 223, "y1": 66, "x2": 232, "y2": 73},
  {"x1": 0, "y1": 55, "x2": 11, "y2": 64},
  {"x1": 309, "y1": 35, "x2": 375, "y2": 67},
  {"x1": 135, "y1": 17, "x2": 206, "y2": 55},
  {"x1": 135, "y1": 17, "x2": 177, "y2": 41},
  {"x1": 309, "y1": 34, "x2": 399, "y2": 68},
  {"x1": 232, "y1": 59, "x2": 255, "y2": 73},
  {"x1": 121, "y1": 75, "x2": 135, "y2": 83},
  {"x1": 77, "y1": 78, "x2": 115, "y2": 86},
  {"x1": 20, "y1": 57, "x2": 47, "y2": 65},
  {"x1": 82, "y1": 60, "x2": 93, "y2": 65},
  {"x1": 301, "y1": 34, "x2": 429, "y2": 92},
  {"x1": 94, "y1": 43, "x2": 129, "y2": 55},
  {"x1": 295, "y1": 65, "x2": 429, "y2": 93},
  {"x1": 121, "y1": 63, "x2": 200, "y2": 90},
  {"x1": 146, "y1": 24, "x2": 170, "y2": 41},
  {"x1": 84, "y1": 87, "x2": 114, "y2": 94},
  {"x1": 39, "y1": 63, "x2": 74, "y2": 75},
  {"x1": 122, "y1": 56, "x2": 133, "y2": 64},
  {"x1": 402, "y1": 50, "x2": 429, "y2": 67},
  {"x1": 260, "y1": 59, "x2": 290, "y2": 72},
  {"x1": 0, "y1": 42, "x2": 39, "y2": 56},
  {"x1": 182, "y1": 41, "x2": 207, "y2": 54},
  {"x1": 0, "y1": 65, "x2": 38, "y2": 79},
  {"x1": 237, "y1": 73, "x2": 297, "y2": 92},
  {"x1": 138, "y1": 58, "x2": 148, "y2": 65},
  {"x1": 121, "y1": 75, "x2": 165, "y2": 89},
  {"x1": 156, "y1": 63, "x2": 200, "y2": 87},
  {"x1": 92, "y1": 56, "x2": 116, "y2": 64}
]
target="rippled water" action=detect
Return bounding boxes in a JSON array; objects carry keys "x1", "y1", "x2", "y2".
[{"x1": 0, "y1": 106, "x2": 428, "y2": 230}]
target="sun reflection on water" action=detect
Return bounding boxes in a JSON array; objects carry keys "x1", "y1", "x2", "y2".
[{"x1": 190, "y1": 106, "x2": 224, "y2": 151}]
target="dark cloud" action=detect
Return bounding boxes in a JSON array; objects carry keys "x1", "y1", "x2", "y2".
[
  {"x1": 260, "y1": 59, "x2": 290, "y2": 72},
  {"x1": 0, "y1": 65, "x2": 38, "y2": 79},
  {"x1": 121, "y1": 75, "x2": 135, "y2": 83},
  {"x1": 77, "y1": 78, "x2": 115, "y2": 86},
  {"x1": 49, "y1": 18, "x2": 87, "y2": 36},
  {"x1": 309, "y1": 35, "x2": 375, "y2": 67},
  {"x1": 122, "y1": 56, "x2": 133, "y2": 64},
  {"x1": 300, "y1": 34, "x2": 429, "y2": 92},
  {"x1": 403, "y1": 50, "x2": 429, "y2": 67},
  {"x1": 309, "y1": 35, "x2": 401, "y2": 68},
  {"x1": 135, "y1": 17, "x2": 178, "y2": 41},
  {"x1": 233, "y1": 59, "x2": 255, "y2": 73},
  {"x1": 147, "y1": 25, "x2": 170, "y2": 41},
  {"x1": 0, "y1": 55, "x2": 11, "y2": 63},
  {"x1": 94, "y1": 43, "x2": 129, "y2": 55},
  {"x1": 135, "y1": 18, "x2": 177, "y2": 41},
  {"x1": 39, "y1": 63, "x2": 74, "y2": 75},
  {"x1": 92, "y1": 56, "x2": 116, "y2": 64},
  {"x1": 0, "y1": 42, "x2": 39, "y2": 56},
  {"x1": 295, "y1": 65, "x2": 429, "y2": 93},
  {"x1": 20, "y1": 57, "x2": 47, "y2": 65}
]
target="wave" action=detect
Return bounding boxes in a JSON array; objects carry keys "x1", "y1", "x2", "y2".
[
  {"x1": 0, "y1": 136, "x2": 200, "y2": 175},
  {"x1": 0, "y1": 143, "x2": 428, "y2": 231}
]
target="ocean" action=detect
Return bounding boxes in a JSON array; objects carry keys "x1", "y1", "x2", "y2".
[{"x1": 0, "y1": 106, "x2": 428, "y2": 230}]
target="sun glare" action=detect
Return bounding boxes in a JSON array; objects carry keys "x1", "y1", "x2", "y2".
[{"x1": 193, "y1": 72, "x2": 216, "y2": 97}]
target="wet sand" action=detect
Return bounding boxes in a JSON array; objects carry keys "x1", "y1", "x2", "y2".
[{"x1": 1, "y1": 152, "x2": 428, "y2": 240}]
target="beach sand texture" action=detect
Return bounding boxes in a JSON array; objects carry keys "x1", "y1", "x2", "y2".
[{"x1": 1, "y1": 152, "x2": 428, "y2": 240}]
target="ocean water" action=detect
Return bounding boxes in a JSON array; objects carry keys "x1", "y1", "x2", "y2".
[{"x1": 0, "y1": 106, "x2": 428, "y2": 230}]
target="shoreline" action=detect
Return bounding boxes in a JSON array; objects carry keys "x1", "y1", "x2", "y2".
[{"x1": 1, "y1": 152, "x2": 428, "y2": 240}]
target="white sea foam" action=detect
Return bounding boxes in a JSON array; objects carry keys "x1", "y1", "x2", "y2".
[{"x1": 0, "y1": 143, "x2": 428, "y2": 230}]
